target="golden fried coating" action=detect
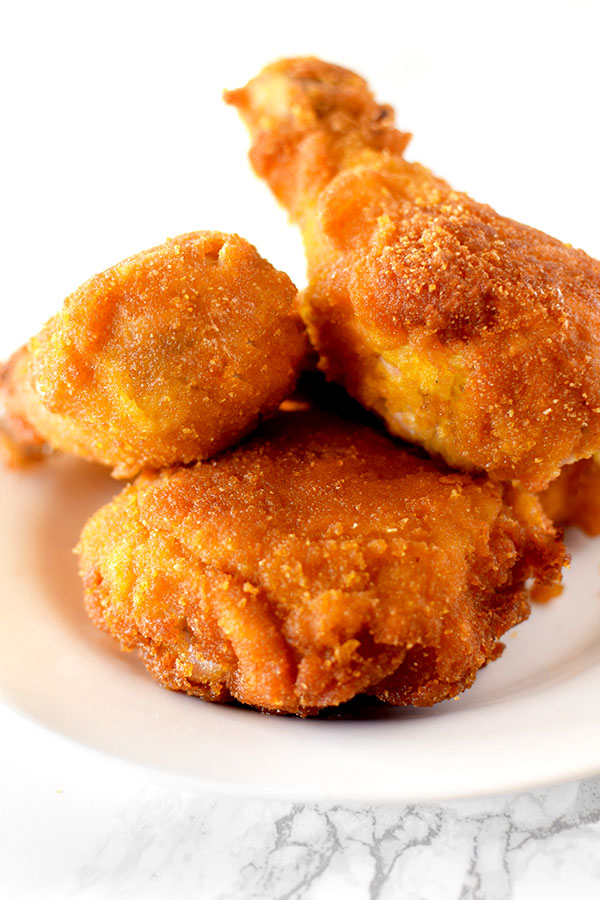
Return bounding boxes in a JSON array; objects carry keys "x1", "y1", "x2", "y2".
[
  {"x1": 226, "y1": 58, "x2": 600, "y2": 491},
  {"x1": 77, "y1": 407, "x2": 564, "y2": 715},
  {"x1": 0, "y1": 232, "x2": 306, "y2": 477},
  {"x1": 540, "y1": 454, "x2": 600, "y2": 535}
]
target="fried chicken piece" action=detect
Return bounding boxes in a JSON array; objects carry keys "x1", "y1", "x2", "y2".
[
  {"x1": 226, "y1": 58, "x2": 600, "y2": 491},
  {"x1": 77, "y1": 407, "x2": 565, "y2": 715},
  {"x1": 540, "y1": 454, "x2": 600, "y2": 535},
  {"x1": 0, "y1": 232, "x2": 306, "y2": 477}
]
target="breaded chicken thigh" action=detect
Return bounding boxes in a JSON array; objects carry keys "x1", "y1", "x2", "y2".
[
  {"x1": 226, "y1": 58, "x2": 600, "y2": 490},
  {"x1": 540, "y1": 454, "x2": 600, "y2": 535},
  {"x1": 0, "y1": 231, "x2": 306, "y2": 476},
  {"x1": 77, "y1": 407, "x2": 564, "y2": 715}
]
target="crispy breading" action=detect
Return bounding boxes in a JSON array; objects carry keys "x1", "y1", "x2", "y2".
[
  {"x1": 0, "y1": 231, "x2": 307, "y2": 476},
  {"x1": 540, "y1": 454, "x2": 600, "y2": 535},
  {"x1": 226, "y1": 58, "x2": 600, "y2": 490},
  {"x1": 77, "y1": 408, "x2": 565, "y2": 715}
]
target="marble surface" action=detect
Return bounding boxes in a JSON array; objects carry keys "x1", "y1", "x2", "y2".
[{"x1": 2, "y1": 704, "x2": 600, "y2": 899}]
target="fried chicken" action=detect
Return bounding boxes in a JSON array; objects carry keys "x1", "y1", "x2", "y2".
[
  {"x1": 226, "y1": 58, "x2": 600, "y2": 491},
  {"x1": 540, "y1": 454, "x2": 600, "y2": 535},
  {"x1": 77, "y1": 407, "x2": 564, "y2": 715},
  {"x1": 0, "y1": 231, "x2": 306, "y2": 477}
]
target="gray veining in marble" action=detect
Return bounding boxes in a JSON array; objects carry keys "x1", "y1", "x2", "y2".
[
  {"x1": 2, "y1": 698, "x2": 600, "y2": 899},
  {"x1": 39, "y1": 776, "x2": 598, "y2": 900}
]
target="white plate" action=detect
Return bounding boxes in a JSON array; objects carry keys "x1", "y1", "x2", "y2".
[{"x1": 1, "y1": 454, "x2": 599, "y2": 803}]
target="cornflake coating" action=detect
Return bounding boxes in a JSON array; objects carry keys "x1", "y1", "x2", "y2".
[
  {"x1": 226, "y1": 58, "x2": 600, "y2": 490},
  {"x1": 77, "y1": 408, "x2": 565, "y2": 716},
  {"x1": 540, "y1": 454, "x2": 600, "y2": 535},
  {"x1": 0, "y1": 232, "x2": 307, "y2": 477}
]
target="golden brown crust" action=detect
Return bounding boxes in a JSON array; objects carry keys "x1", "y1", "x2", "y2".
[
  {"x1": 0, "y1": 348, "x2": 50, "y2": 466},
  {"x1": 1, "y1": 232, "x2": 307, "y2": 476},
  {"x1": 77, "y1": 408, "x2": 565, "y2": 715},
  {"x1": 225, "y1": 57, "x2": 410, "y2": 225},
  {"x1": 540, "y1": 454, "x2": 600, "y2": 535},
  {"x1": 227, "y1": 58, "x2": 600, "y2": 490}
]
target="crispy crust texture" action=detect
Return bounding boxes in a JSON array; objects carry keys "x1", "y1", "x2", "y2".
[
  {"x1": 0, "y1": 232, "x2": 307, "y2": 476},
  {"x1": 227, "y1": 58, "x2": 600, "y2": 490},
  {"x1": 540, "y1": 454, "x2": 600, "y2": 535},
  {"x1": 77, "y1": 408, "x2": 565, "y2": 715}
]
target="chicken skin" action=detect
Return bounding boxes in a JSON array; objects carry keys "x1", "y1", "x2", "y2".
[
  {"x1": 226, "y1": 58, "x2": 600, "y2": 491},
  {"x1": 0, "y1": 231, "x2": 306, "y2": 476},
  {"x1": 77, "y1": 407, "x2": 564, "y2": 716}
]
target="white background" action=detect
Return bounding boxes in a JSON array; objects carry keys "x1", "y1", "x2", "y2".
[{"x1": 2, "y1": 1, "x2": 600, "y2": 897}]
